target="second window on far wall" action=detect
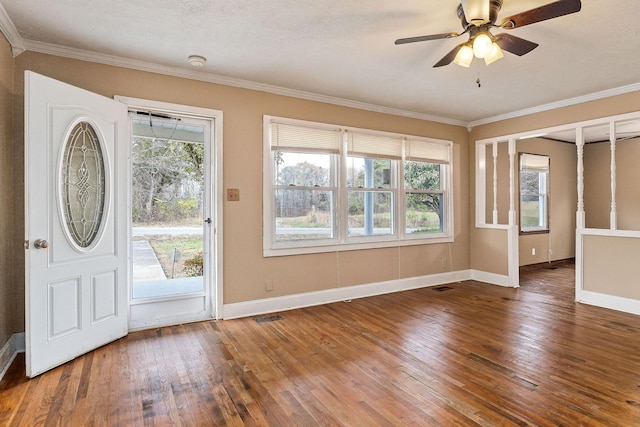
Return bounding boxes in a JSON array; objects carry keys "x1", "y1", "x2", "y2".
[
  {"x1": 264, "y1": 116, "x2": 453, "y2": 256},
  {"x1": 519, "y1": 153, "x2": 550, "y2": 234}
]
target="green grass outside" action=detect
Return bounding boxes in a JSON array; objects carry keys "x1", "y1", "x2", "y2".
[{"x1": 145, "y1": 235, "x2": 203, "y2": 278}]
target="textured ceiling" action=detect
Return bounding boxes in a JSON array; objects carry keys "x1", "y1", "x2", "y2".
[{"x1": 2, "y1": 0, "x2": 640, "y2": 125}]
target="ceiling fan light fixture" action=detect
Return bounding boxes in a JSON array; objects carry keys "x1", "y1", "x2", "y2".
[
  {"x1": 472, "y1": 32, "x2": 493, "y2": 58},
  {"x1": 484, "y1": 42, "x2": 504, "y2": 65},
  {"x1": 461, "y1": 0, "x2": 490, "y2": 24},
  {"x1": 454, "y1": 44, "x2": 474, "y2": 67}
]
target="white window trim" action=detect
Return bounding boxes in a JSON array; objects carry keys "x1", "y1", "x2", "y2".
[
  {"x1": 519, "y1": 153, "x2": 550, "y2": 233},
  {"x1": 263, "y1": 115, "x2": 453, "y2": 257}
]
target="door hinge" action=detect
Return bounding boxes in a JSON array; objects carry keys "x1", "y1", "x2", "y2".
[{"x1": 24, "y1": 240, "x2": 29, "y2": 250}]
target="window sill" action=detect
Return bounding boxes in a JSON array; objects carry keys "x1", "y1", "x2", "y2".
[
  {"x1": 519, "y1": 229, "x2": 550, "y2": 236},
  {"x1": 263, "y1": 234, "x2": 454, "y2": 257}
]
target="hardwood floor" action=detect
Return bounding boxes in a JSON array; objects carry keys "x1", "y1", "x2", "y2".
[{"x1": 3, "y1": 260, "x2": 640, "y2": 426}]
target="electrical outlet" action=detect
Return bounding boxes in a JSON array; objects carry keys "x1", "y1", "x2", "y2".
[
  {"x1": 227, "y1": 188, "x2": 240, "y2": 201},
  {"x1": 532, "y1": 248, "x2": 536, "y2": 256},
  {"x1": 265, "y1": 279, "x2": 273, "y2": 292},
  {"x1": 441, "y1": 258, "x2": 447, "y2": 269}
]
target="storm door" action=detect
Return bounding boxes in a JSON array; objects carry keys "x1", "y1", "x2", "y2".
[{"x1": 129, "y1": 111, "x2": 214, "y2": 329}]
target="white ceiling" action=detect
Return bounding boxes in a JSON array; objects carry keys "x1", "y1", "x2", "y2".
[{"x1": 2, "y1": 0, "x2": 640, "y2": 126}]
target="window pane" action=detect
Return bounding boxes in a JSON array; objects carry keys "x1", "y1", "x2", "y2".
[
  {"x1": 347, "y1": 157, "x2": 392, "y2": 188},
  {"x1": 274, "y1": 151, "x2": 332, "y2": 186},
  {"x1": 519, "y1": 156, "x2": 549, "y2": 232},
  {"x1": 405, "y1": 193, "x2": 443, "y2": 234},
  {"x1": 404, "y1": 161, "x2": 441, "y2": 190},
  {"x1": 347, "y1": 191, "x2": 393, "y2": 236},
  {"x1": 521, "y1": 198, "x2": 543, "y2": 228},
  {"x1": 275, "y1": 189, "x2": 333, "y2": 241},
  {"x1": 520, "y1": 170, "x2": 540, "y2": 194}
]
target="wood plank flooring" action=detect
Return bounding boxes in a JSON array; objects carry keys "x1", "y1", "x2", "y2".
[{"x1": 3, "y1": 260, "x2": 640, "y2": 425}]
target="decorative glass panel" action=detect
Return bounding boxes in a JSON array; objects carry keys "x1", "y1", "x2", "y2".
[{"x1": 61, "y1": 122, "x2": 106, "y2": 248}]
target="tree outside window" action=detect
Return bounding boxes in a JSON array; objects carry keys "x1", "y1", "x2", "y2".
[{"x1": 519, "y1": 153, "x2": 550, "y2": 233}]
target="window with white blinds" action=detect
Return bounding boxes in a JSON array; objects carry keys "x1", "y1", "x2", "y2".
[
  {"x1": 346, "y1": 131, "x2": 403, "y2": 159},
  {"x1": 264, "y1": 116, "x2": 454, "y2": 256},
  {"x1": 519, "y1": 153, "x2": 550, "y2": 233},
  {"x1": 271, "y1": 122, "x2": 342, "y2": 153},
  {"x1": 405, "y1": 138, "x2": 451, "y2": 164}
]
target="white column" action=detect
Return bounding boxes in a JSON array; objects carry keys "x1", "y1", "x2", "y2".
[
  {"x1": 575, "y1": 127, "x2": 585, "y2": 299},
  {"x1": 507, "y1": 138, "x2": 519, "y2": 287},
  {"x1": 610, "y1": 121, "x2": 617, "y2": 230},
  {"x1": 492, "y1": 142, "x2": 498, "y2": 224},
  {"x1": 576, "y1": 127, "x2": 585, "y2": 229},
  {"x1": 508, "y1": 139, "x2": 517, "y2": 225}
]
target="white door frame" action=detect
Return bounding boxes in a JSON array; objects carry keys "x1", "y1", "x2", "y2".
[{"x1": 115, "y1": 96, "x2": 224, "y2": 322}]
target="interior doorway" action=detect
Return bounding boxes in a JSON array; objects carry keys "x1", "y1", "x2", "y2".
[{"x1": 116, "y1": 97, "x2": 223, "y2": 330}]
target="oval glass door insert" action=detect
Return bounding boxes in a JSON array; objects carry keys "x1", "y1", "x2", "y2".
[{"x1": 61, "y1": 121, "x2": 106, "y2": 248}]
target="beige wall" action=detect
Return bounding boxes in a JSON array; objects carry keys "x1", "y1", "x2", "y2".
[
  {"x1": 584, "y1": 137, "x2": 640, "y2": 230},
  {"x1": 470, "y1": 94, "x2": 640, "y2": 142},
  {"x1": 583, "y1": 235, "x2": 640, "y2": 298},
  {"x1": 580, "y1": 135, "x2": 640, "y2": 302},
  {"x1": 0, "y1": 34, "x2": 17, "y2": 349},
  {"x1": 472, "y1": 228, "x2": 509, "y2": 275},
  {"x1": 517, "y1": 138, "x2": 576, "y2": 265},
  {"x1": 10, "y1": 51, "x2": 471, "y2": 319},
  {"x1": 4, "y1": 46, "x2": 640, "y2": 344},
  {"x1": 469, "y1": 91, "x2": 640, "y2": 274}
]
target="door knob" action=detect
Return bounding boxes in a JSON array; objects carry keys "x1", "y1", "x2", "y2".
[{"x1": 34, "y1": 239, "x2": 49, "y2": 249}]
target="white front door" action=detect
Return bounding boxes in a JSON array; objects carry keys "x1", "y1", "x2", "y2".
[{"x1": 24, "y1": 71, "x2": 129, "y2": 377}]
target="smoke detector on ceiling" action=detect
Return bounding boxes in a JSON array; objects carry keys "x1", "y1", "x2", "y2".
[{"x1": 188, "y1": 55, "x2": 207, "y2": 67}]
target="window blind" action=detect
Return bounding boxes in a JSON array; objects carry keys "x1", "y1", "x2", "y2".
[
  {"x1": 405, "y1": 138, "x2": 450, "y2": 164},
  {"x1": 347, "y1": 131, "x2": 403, "y2": 159},
  {"x1": 271, "y1": 122, "x2": 341, "y2": 153},
  {"x1": 520, "y1": 153, "x2": 549, "y2": 172}
]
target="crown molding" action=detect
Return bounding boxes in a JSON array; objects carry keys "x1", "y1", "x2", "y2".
[
  {"x1": 0, "y1": 2, "x2": 24, "y2": 56},
  {"x1": 22, "y1": 39, "x2": 467, "y2": 128},
  {"x1": 14, "y1": 37, "x2": 640, "y2": 131},
  {"x1": 468, "y1": 82, "x2": 640, "y2": 129}
]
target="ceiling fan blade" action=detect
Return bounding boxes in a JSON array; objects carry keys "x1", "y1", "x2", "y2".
[
  {"x1": 395, "y1": 32, "x2": 460, "y2": 45},
  {"x1": 433, "y1": 44, "x2": 464, "y2": 67},
  {"x1": 461, "y1": 0, "x2": 490, "y2": 22},
  {"x1": 500, "y1": 0, "x2": 581, "y2": 29},
  {"x1": 494, "y1": 33, "x2": 539, "y2": 56}
]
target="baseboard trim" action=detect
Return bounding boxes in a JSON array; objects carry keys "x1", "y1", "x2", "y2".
[
  {"x1": 470, "y1": 270, "x2": 513, "y2": 287},
  {"x1": 577, "y1": 290, "x2": 640, "y2": 316},
  {"x1": 0, "y1": 333, "x2": 25, "y2": 382},
  {"x1": 223, "y1": 270, "x2": 474, "y2": 320}
]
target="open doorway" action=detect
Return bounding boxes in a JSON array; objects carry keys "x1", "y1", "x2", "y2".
[{"x1": 116, "y1": 97, "x2": 223, "y2": 330}]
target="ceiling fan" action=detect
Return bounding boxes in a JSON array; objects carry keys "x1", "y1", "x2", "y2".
[{"x1": 395, "y1": 0, "x2": 582, "y2": 67}]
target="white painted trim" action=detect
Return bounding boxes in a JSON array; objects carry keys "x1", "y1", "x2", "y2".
[
  {"x1": 475, "y1": 111, "x2": 640, "y2": 146},
  {"x1": 262, "y1": 115, "x2": 455, "y2": 257},
  {"x1": 470, "y1": 270, "x2": 513, "y2": 288},
  {"x1": 475, "y1": 224, "x2": 510, "y2": 230},
  {"x1": 23, "y1": 39, "x2": 465, "y2": 127},
  {"x1": 128, "y1": 312, "x2": 213, "y2": 332},
  {"x1": 0, "y1": 3, "x2": 25, "y2": 56},
  {"x1": 469, "y1": 83, "x2": 640, "y2": 129},
  {"x1": 577, "y1": 290, "x2": 640, "y2": 317},
  {"x1": 580, "y1": 228, "x2": 640, "y2": 239},
  {"x1": 0, "y1": 333, "x2": 25, "y2": 382},
  {"x1": 223, "y1": 270, "x2": 473, "y2": 319},
  {"x1": 115, "y1": 96, "x2": 225, "y2": 322}
]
